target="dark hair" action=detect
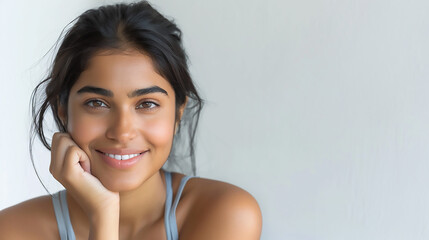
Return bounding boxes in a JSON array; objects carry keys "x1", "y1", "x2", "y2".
[{"x1": 30, "y1": 1, "x2": 203, "y2": 193}]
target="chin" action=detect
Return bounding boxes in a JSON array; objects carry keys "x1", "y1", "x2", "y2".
[{"x1": 99, "y1": 175, "x2": 146, "y2": 193}]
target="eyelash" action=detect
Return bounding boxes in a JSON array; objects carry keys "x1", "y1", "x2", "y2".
[
  {"x1": 85, "y1": 99, "x2": 108, "y2": 109},
  {"x1": 136, "y1": 101, "x2": 159, "y2": 110},
  {"x1": 84, "y1": 99, "x2": 159, "y2": 111}
]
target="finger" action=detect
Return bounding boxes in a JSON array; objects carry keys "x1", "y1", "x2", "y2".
[
  {"x1": 62, "y1": 145, "x2": 85, "y2": 178},
  {"x1": 78, "y1": 151, "x2": 92, "y2": 174},
  {"x1": 62, "y1": 134, "x2": 91, "y2": 174},
  {"x1": 50, "y1": 133, "x2": 69, "y2": 178}
]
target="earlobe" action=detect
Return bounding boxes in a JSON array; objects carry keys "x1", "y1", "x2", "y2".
[
  {"x1": 175, "y1": 122, "x2": 179, "y2": 135},
  {"x1": 179, "y1": 96, "x2": 188, "y2": 120},
  {"x1": 175, "y1": 97, "x2": 188, "y2": 135}
]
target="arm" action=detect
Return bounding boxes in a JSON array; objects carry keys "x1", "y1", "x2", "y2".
[
  {"x1": 0, "y1": 197, "x2": 58, "y2": 240},
  {"x1": 88, "y1": 204, "x2": 120, "y2": 240},
  {"x1": 50, "y1": 133, "x2": 120, "y2": 240},
  {"x1": 0, "y1": 194, "x2": 120, "y2": 240}
]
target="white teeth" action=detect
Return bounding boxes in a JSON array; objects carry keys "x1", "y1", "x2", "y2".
[{"x1": 104, "y1": 152, "x2": 141, "y2": 160}]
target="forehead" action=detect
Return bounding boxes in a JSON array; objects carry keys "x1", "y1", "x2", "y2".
[{"x1": 71, "y1": 51, "x2": 173, "y2": 95}]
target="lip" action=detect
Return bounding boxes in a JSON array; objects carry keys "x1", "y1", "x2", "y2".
[
  {"x1": 96, "y1": 148, "x2": 146, "y2": 155},
  {"x1": 96, "y1": 149, "x2": 148, "y2": 170}
]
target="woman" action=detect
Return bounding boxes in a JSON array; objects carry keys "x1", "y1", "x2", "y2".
[{"x1": 0, "y1": 1, "x2": 262, "y2": 240}]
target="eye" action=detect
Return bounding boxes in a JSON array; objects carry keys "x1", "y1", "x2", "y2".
[
  {"x1": 85, "y1": 99, "x2": 108, "y2": 109},
  {"x1": 137, "y1": 101, "x2": 159, "y2": 110}
]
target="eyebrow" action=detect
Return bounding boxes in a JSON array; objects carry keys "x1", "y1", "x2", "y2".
[
  {"x1": 128, "y1": 86, "x2": 168, "y2": 98},
  {"x1": 76, "y1": 86, "x2": 168, "y2": 98}
]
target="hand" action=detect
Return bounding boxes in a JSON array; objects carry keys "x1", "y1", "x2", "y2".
[{"x1": 50, "y1": 132, "x2": 119, "y2": 219}]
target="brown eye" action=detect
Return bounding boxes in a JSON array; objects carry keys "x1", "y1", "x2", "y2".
[
  {"x1": 86, "y1": 99, "x2": 108, "y2": 108},
  {"x1": 137, "y1": 101, "x2": 159, "y2": 110}
]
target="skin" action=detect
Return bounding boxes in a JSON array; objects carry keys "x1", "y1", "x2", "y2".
[{"x1": 0, "y1": 50, "x2": 262, "y2": 240}]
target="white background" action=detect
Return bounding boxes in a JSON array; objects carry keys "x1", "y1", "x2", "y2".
[{"x1": 1, "y1": 0, "x2": 429, "y2": 239}]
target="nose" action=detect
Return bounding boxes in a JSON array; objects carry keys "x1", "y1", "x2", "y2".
[{"x1": 106, "y1": 108, "x2": 138, "y2": 143}]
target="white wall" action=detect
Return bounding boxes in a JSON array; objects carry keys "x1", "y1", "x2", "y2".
[
  {"x1": 0, "y1": 0, "x2": 104, "y2": 203},
  {"x1": 1, "y1": 0, "x2": 429, "y2": 239}
]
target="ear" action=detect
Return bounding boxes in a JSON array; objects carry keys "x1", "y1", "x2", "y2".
[
  {"x1": 175, "y1": 97, "x2": 188, "y2": 134},
  {"x1": 57, "y1": 99, "x2": 67, "y2": 127},
  {"x1": 178, "y1": 96, "x2": 188, "y2": 121}
]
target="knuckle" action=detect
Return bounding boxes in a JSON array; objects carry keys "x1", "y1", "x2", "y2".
[
  {"x1": 52, "y1": 132, "x2": 59, "y2": 139},
  {"x1": 52, "y1": 134, "x2": 73, "y2": 150},
  {"x1": 68, "y1": 145, "x2": 79, "y2": 151},
  {"x1": 52, "y1": 132, "x2": 64, "y2": 141},
  {"x1": 57, "y1": 135, "x2": 68, "y2": 144},
  {"x1": 66, "y1": 145, "x2": 79, "y2": 157}
]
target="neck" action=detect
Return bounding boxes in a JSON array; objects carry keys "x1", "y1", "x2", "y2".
[{"x1": 118, "y1": 170, "x2": 166, "y2": 226}]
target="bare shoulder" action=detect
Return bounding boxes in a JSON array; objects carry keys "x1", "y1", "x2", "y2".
[
  {"x1": 180, "y1": 176, "x2": 263, "y2": 240},
  {"x1": 0, "y1": 195, "x2": 58, "y2": 240}
]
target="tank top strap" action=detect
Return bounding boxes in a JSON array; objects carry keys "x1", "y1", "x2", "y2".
[
  {"x1": 51, "y1": 190, "x2": 76, "y2": 240},
  {"x1": 52, "y1": 172, "x2": 195, "y2": 240},
  {"x1": 164, "y1": 171, "x2": 197, "y2": 240}
]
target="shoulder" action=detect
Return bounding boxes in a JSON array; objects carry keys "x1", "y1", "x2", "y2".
[
  {"x1": 178, "y1": 175, "x2": 262, "y2": 240},
  {"x1": 0, "y1": 195, "x2": 59, "y2": 240}
]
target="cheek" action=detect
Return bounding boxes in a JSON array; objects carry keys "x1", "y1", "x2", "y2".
[
  {"x1": 143, "y1": 117, "x2": 175, "y2": 147},
  {"x1": 66, "y1": 108, "x2": 104, "y2": 150}
]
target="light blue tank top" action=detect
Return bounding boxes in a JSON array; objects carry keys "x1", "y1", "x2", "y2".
[{"x1": 51, "y1": 171, "x2": 196, "y2": 240}]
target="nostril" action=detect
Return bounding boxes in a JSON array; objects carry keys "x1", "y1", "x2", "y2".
[{"x1": 105, "y1": 122, "x2": 138, "y2": 142}]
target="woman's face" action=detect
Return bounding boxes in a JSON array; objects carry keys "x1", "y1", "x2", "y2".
[{"x1": 61, "y1": 50, "x2": 181, "y2": 192}]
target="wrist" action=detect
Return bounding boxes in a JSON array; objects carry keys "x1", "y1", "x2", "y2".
[
  {"x1": 90, "y1": 203, "x2": 119, "y2": 224},
  {"x1": 89, "y1": 208, "x2": 119, "y2": 240},
  {"x1": 90, "y1": 195, "x2": 120, "y2": 219}
]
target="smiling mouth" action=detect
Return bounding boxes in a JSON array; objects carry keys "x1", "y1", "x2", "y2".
[{"x1": 96, "y1": 150, "x2": 146, "y2": 161}]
